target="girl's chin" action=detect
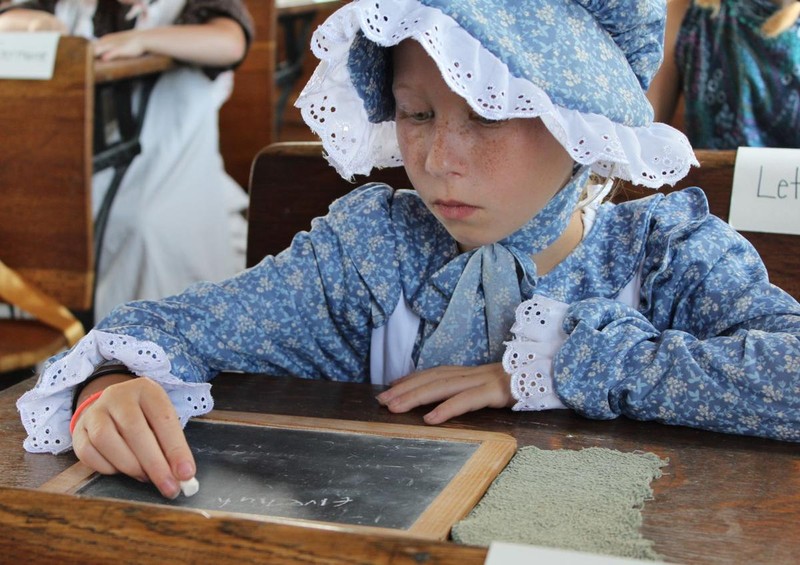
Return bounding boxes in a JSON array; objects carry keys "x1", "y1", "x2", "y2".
[{"x1": 452, "y1": 234, "x2": 493, "y2": 253}]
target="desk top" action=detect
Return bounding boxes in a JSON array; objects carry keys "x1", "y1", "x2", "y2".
[{"x1": 1, "y1": 374, "x2": 798, "y2": 564}]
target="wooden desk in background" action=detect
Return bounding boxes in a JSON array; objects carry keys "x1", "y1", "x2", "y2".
[{"x1": 0, "y1": 374, "x2": 797, "y2": 564}]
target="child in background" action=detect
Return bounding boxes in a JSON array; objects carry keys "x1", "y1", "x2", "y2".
[
  {"x1": 647, "y1": 0, "x2": 800, "y2": 148},
  {"x1": 0, "y1": 0, "x2": 253, "y2": 321},
  {"x1": 17, "y1": 0, "x2": 800, "y2": 500}
]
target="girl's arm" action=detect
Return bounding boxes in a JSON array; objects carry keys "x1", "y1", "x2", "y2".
[
  {"x1": 92, "y1": 16, "x2": 246, "y2": 66},
  {"x1": 646, "y1": 0, "x2": 691, "y2": 123},
  {"x1": 553, "y1": 197, "x2": 800, "y2": 442},
  {"x1": 0, "y1": 6, "x2": 63, "y2": 31},
  {"x1": 17, "y1": 185, "x2": 403, "y2": 489}
]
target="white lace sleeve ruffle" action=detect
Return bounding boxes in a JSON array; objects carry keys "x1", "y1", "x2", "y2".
[
  {"x1": 296, "y1": 0, "x2": 698, "y2": 187},
  {"x1": 15, "y1": 329, "x2": 213, "y2": 454},
  {"x1": 503, "y1": 295, "x2": 569, "y2": 412}
]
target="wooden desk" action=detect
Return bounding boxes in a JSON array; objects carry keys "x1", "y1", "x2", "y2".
[{"x1": 0, "y1": 375, "x2": 797, "y2": 564}]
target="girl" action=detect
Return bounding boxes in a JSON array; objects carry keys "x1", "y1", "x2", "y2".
[
  {"x1": 17, "y1": 0, "x2": 800, "y2": 500},
  {"x1": 0, "y1": 0, "x2": 254, "y2": 320},
  {"x1": 648, "y1": 0, "x2": 800, "y2": 148}
]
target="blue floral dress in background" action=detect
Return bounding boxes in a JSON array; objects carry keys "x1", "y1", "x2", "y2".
[{"x1": 675, "y1": 0, "x2": 800, "y2": 148}]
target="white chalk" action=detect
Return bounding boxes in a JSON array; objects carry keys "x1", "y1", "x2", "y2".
[{"x1": 179, "y1": 477, "x2": 200, "y2": 497}]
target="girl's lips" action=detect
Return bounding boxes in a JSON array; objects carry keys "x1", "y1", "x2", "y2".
[{"x1": 434, "y1": 200, "x2": 479, "y2": 220}]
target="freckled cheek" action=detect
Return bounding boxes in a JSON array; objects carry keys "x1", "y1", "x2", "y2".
[{"x1": 396, "y1": 128, "x2": 427, "y2": 169}]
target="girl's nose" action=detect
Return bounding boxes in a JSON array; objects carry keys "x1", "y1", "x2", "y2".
[{"x1": 425, "y1": 119, "x2": 467, "y2": 177}]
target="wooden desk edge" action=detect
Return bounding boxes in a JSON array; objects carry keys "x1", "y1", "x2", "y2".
[{"x1": 0, "y1": 485, "x2": 489, "y2": 565}]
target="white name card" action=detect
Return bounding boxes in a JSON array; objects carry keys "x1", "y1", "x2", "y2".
[
  {"x1": 729, "y1": 147, "x2": 800, "y2": 236},
  {"x1": 0, "y1": 32, "x2": 60, "y2": 80}
]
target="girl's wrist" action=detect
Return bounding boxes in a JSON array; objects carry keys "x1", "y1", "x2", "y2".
[
  {"x1": 74, "y1": 373, "x2": 135, "y2": 407},
  {"x1": 70, "y1": 390, "x2": 104, "y2": 435},
  {"x1": 72, "y1": 363, "x2": 135, "y2": 412}
]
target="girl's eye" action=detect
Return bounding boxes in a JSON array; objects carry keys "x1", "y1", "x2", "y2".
[
  {"x1": 397, "y1": 109, "x2": 433, "y2": 122},
  {"x1": 471, "y1": 112, "x2": 503, "y2": 126}
]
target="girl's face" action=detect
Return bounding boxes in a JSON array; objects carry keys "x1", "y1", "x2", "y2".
[{"x1": 392, "y1": 40, "x2": 575, "y2": 251}]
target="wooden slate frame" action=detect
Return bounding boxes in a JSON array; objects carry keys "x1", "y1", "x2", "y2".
[{"x1": 40, "y1": 411, "x2": 517, "y2": 540}]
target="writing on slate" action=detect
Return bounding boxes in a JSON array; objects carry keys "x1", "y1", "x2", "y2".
[{"x1": 77, "y1": 419, "x2": 478, "y2": 529}]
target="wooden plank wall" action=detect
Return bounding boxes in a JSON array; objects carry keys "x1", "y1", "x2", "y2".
[{"x1": 219, "y1": 0, "x2": 277, "y2": 190}]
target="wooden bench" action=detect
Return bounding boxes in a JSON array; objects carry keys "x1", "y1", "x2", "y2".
[{"x1": 247, "y1": 143, "x2": 799, "y2": 301}]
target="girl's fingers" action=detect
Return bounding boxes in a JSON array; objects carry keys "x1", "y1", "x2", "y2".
[
  {"x1": 114, "y1": 411, "x2": 181, "y2": 498},
  {"x1": 77, "y1": 407, "x2": 148, "y2": 481},
  {"x1": 383, "y1": 368, "x2": 485, "y2": 413},
  {"x1": 423, "y1": 373, "x2": 514, "y2": 425},
  {"x1": 377, "y1": 363, "x2": 514, "y2": 423},
  {"x1": 140, "y1": 383, "x2": 196, "y2": 483},
  {"x1": 74, "y1": 378, "x2": 192, "y2": 498},
  {"x1": 423, "y1": 383, "x2": 501, "y2": 425},
  {"x1": 378, "y1": 366, "x2": 463, "y2": 402},
  {"x1": 72, "y1": 426, "x2": 121, "y2": 477},
  {"x1": 110, "y1": 379, "x2": 188, "y2": 498}
]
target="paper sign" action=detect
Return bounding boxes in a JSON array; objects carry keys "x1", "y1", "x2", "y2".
[
  {"x1": 485, "y1": 542, "x2": 670, "y2": 565},
  {"x1": 0, "y1": 32, "x2": 60, "y2": 80},
  {"x1": 729, "y1": 147, "x2": 800, "y2": 236}
]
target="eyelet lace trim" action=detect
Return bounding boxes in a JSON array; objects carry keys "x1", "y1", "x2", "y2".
[
  {"x1": 503, "y1": 296, "x2": 569, "y2": 411},
  {"x1": 16, "y1": 329, "x2": 213, "y2": 454},
  {"x1": 296, "y1": 0, "x2": 698, "y2": 187}
]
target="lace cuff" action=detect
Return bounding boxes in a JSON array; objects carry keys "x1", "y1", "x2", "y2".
[
  {"x1": 16, "y1": 329, "x2": 213, "y2": 454},
  {"x1": 503, "y1": 295, "x2": 569, "y2": 411}
]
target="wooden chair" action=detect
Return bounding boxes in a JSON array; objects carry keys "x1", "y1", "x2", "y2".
[
  {"x1": 0, "y1": 37, "x2": 93, "y2": 373},
  {"x1": 246, "y1": 142, "x2": 410, "y2": 264},
  {"x1": 247, "y1": 143, "x2": 799, "y2": 301}
]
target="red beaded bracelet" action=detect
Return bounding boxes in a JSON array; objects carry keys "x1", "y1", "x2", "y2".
[{"x1": 69, "y1": 390, "x2": 104, "y2": 435}]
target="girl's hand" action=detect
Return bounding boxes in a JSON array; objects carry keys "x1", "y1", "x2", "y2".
[
  {"x1": 0, "y1": 9, "x2": 67, "y2": 32},
  {"x1": 71, "y1": 376, "x2": 196, "y2": 499},
  {"x1": 376, "y1": 363, "x2": 514, "y2": 425},
  {"x1": 92, "y1": 30, "x2": 146, "y2": 61}
]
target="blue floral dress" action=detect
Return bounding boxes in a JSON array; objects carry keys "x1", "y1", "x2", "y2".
[
  {"x1": 17, "y1": 185, "x2": 800, "y2": 452},
  {"x1": 675, "y1": 0, "x2": 800, "y2": 148}
]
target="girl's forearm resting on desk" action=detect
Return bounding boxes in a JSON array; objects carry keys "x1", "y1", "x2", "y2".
[{"x1": 92, "y1": 17, "x2": 247, "y2": 66}]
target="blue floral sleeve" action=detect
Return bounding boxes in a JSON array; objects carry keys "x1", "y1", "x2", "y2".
[
  {"x1": 553, "y1": 194, "x2": 800, "y2": 442},
  {"x1": 95, "y1": 184, "x2": 403, "y2": 384}
]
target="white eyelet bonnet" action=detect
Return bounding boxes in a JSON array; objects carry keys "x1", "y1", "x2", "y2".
[{"x1": 296, "y1": 0, "x2": 698, "y2": 188}]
